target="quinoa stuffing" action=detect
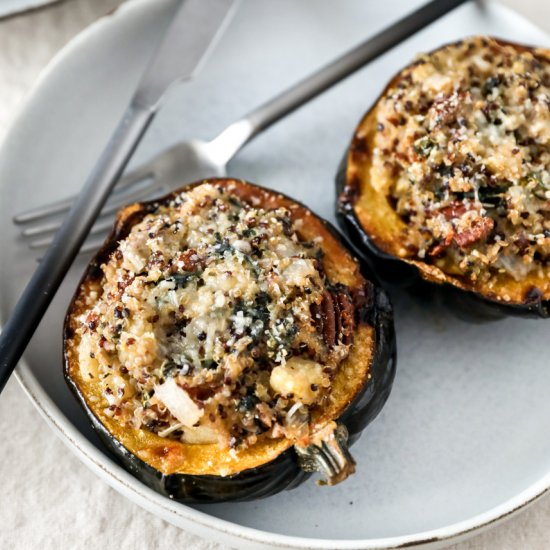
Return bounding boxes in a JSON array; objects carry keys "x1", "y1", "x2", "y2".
[
  {"x1": 371, "y1": 36, "x2": 550, "y2": 284},
  {"x1": 74, "y1": 183, "x2": 354, "y2": 449}
]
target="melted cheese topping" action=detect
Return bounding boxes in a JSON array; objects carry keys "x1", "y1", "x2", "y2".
[
  {"x1": 372, "y1": 37, "x2": 550, "y2": 284},
  {"x1": 76, "y1": 183, "x2": 351, "y2": 449}
]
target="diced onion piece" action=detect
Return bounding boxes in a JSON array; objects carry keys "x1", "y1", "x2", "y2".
[
  {"x1": 281, "y1": 259, "x2": 317, "y2": 286},
  {"x1": 154, "y1": 378, "x2": 203, "y2": 427},
  {"x1": 181, "y1": 425, "x2": 218, "y2": 444},
  {"x1": 157, "y1": 422, "x2": 184, "y2": 438},
  {"x1": 270, "y1": 357, "x2": 324, "y2": 405},
  {"x1": 287, "y1": 401, "x2": 304, "y2": 419},
  {"x1": 78, "y1": 334, "x2": 99, "y2": 380},
  {"x1": 232, "y1": 239, "x2": 252, "y2": 254}
]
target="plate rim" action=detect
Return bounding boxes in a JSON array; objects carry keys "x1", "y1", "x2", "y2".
[
  {"x1": 0, "y1": 0, "x2": 61, "y2": 21},
  {"x1": 4, "y1": 0, "x2": 550, "y2": 548}
]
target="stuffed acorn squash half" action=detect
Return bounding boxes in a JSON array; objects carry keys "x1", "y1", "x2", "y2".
[
  {"x1": 65, "y1": 179, "x2": 395, "y2": 502},
  {"x1": 337, "y1": 36, "x2": 550, "y2": 318}
]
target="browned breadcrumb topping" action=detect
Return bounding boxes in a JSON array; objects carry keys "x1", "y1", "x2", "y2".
[
  {"x1": 373, "y1": 36, "x2": 550, "y2": 283},
  {"x1": 75, "y1": 183, "x2": 354, "y2": 449}
]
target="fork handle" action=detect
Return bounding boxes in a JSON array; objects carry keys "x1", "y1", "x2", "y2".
[
  {"x1": 210, "y1": 0, "x2": 468, "y2": 162},
  {"x1": 0, "y1": 103, "x2": 154, "y2": 393}
]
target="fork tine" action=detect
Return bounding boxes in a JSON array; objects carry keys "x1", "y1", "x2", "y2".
[
  {"x1": 79, "y1": 239, "x2": 107, "y2": 256},
  {"x1": 22, "y1": 176, "x2": 160, "y2": 238},
  {"x1": 13, "y1": 161, "x2": 154, "y2": 225},
  {"x1": 13, "y1": 196, "x2": 74, "y2": 224},
  {"x1": 28, "y1": 185, "x2": 169, "y2": 249},
  {"x1": 93, "y1": 181, "x2": 158, "y2": 217},
  {"x1": 37, "y1": 237, "x2": 105, "y2": 262},
  {"x1": 22, "y1": 219, "x2": 74, "y2": 237},
  {"x1": 29, "y1": 218, "x2": 115, "y2": 250}
]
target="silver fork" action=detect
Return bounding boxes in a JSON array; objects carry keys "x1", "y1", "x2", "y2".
[{"x1": 13, "y1": 0, "x2": 468, "y2": 254}]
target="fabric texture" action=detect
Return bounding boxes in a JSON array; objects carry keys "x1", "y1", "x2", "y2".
[{"x1": 0, "y1": 0, "x2": 548, "y2": 548}]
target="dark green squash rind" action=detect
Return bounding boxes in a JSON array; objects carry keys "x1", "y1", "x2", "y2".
[{"x1": 65, "y1": 179, "x2": 396, "y2": 503}]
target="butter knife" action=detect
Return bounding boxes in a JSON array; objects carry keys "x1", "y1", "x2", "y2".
[{"x1": 0, "y1": 0, "x2": 238, "y2": 393}]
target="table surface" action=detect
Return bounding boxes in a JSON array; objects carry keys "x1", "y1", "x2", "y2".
[{"x1": 1, "y1": 1, "x2": 549, "y2": 549}]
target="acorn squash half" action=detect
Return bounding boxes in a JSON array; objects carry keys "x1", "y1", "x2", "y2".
[
  {"x1": 337, "y1": 37, "x2": 550, "y2": 319},
  {"x1": 65, "y1": 178, "x2": 396, "y2": 502}
]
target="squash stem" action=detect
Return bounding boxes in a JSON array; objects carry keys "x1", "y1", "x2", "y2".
[{"x1": 295, "y1": 423, "x2": 356, "y2": 485}]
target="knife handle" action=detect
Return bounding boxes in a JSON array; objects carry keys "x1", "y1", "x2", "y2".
[
  {"x1": 209, "y1": 0, "x2": 468, "y2": 163},
  {"x1": 0, "y1": 103, "x2": 154, "y2": 393}
]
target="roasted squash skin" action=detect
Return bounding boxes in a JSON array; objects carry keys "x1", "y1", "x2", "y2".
[
  {"x1": 65, "y1": 178, "x2": 396, "y2": 502},
  {"x1": 336, "y1": 38, "x2": 550, "y2": 320}
]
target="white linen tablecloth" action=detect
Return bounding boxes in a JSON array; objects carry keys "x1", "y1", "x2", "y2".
[{"x1": 1, "y1": 1, "x2": 549, "y2": 548}]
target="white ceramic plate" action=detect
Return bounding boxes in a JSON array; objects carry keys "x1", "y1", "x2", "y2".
[
  {"x1": 1, "y1": 1, "x2": 550, "y2": 548},
  {"x1": 0, "y1": 0, "x2": 57, "y2": 19}
]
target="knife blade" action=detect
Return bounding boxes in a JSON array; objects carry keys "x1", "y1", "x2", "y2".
[
  {"x1": 0, "y1": 0, "x2": 238, "y2": 393},
  {"x1": 134, "y1": 0, "x2": 238, "y2": 109}
]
